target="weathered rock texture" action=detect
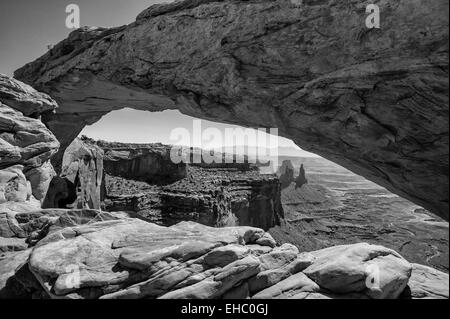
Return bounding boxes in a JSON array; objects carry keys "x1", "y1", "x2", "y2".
[
  {"x1": 295, "y1": 164, "x2": 308, "y2": 189},
  {"x1": 14, "y1": 0, "x2": 449, "y2": 220},
  {"x1": 43, "y1": 138, "x2": 104, "y2": 210},
  {"x1": 401, "y1": 263, "x2": 449, "y2": 299},
  {"x1": 0, "y1": 74, "x2": 57, "y2": 117},
  {"x1": 0, "y1": 209, "x2": 130, "y2": 298},
  {"x1": 0, "y1": 104, "x2": 58, "y2": 171}
]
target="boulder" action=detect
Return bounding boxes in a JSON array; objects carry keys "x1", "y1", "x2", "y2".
[
  {"x1": 25, "y1": 161, "x2": 56, "y2": 202},
  {"x1": 295, "y1": 164, "x2": 308, "y2": 189},
  {"x1": 303, "y1": 243, "x2": 412, "y2": 299},
  {"x1": 0, "y1": 206, "x2": 123, "y2": 240},
  {"x1": 104, "y1": 157, "x2": 284, "y2": 231},
  {"x1": 277, "y1": 160, "x2": 295, "y2": 189},
  {"x1": 0, "y1": 75, "x2": 60, "y2": 207},
  {"x1": 0, "y1": 73, "x2": 57, "y2": 117},
  {"x1": 252, "y1": 272, "x2": 320, "y2": 299},
  {"x1": 18, "y1": 217, "x2": 429, "y2": 299},
  {"x1": 27, "y1": 221, "x2": 269, "y2": 298}
]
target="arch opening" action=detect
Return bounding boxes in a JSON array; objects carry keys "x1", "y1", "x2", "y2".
[{"x1": 43, "y1": 108, "x2": 448, "y2": 272}]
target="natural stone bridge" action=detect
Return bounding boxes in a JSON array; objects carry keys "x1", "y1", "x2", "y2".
[{"x1": 14, "y1": 0, "x2": 449, "y2": 219}]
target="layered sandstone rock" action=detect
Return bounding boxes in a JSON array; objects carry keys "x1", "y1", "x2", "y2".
[
  {"x1": 43, "y1": 138, "x2": 104, "y2": 210},
  {"x1": 13, "y1": 0, "x2": 449, "y2": 220},
  {"x1": 0, "y1": 208, "x2": 447, "y2": 299},
  {"x1": 0, "y1": 104, "x2": 59, "y2": 171},
  {"x1": 277, "y1": 160, "x2": 295, "y2": 190},
  {"x1": 0, "y1": 249, "x2": 34, "y2": 298},
  {"x1": 11, "y1": 216, "x2": 419, "y2": 299},
  {"x1": 402, "y1": 263, "x2": 449, "y2": 299},
  {"x1": 0, "y1": 209, "x2": 129, "y2": 298},
  {"x1": 295, "y1": 164, "x2": 308, "y2": 189},
  {"x1": 0, "y1": 75, "x2": 60, "y2": 209}
]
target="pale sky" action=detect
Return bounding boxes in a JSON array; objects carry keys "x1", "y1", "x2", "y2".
[
  {"x1": 80, "y1": 108, "x2": 318, "y2": 157},
  {"x1": 0, "y1": 0, "x2": 317, "y2": 157}
]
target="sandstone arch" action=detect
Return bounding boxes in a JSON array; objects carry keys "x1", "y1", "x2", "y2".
[{"x1": 14, "y1": 0, "x2": 449, "y2": 219}]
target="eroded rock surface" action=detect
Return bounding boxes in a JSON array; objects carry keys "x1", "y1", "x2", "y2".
[
  {"x1": 97, "y1": 140, "x2": 188, "y2": 185},
  {"x1": 0, "y1": 104, "x2": 59, "y2": 171},
  {"x1": 24, "y1": 217, "x2": 412, "y2": 299},
  {"x1": 14, "y1": 0, "x2": 449, "y2": 219},
  {"x1": 105, "y1": 165, "x2": 284, "y2": 230},
  {"x1": 0, "y1": 74, "x2": 57, "y2": 117},
  {"x1": 0, "y1": 209, "x2": 129, "y2": 298},
  {"x1": 401, "y1": 263, "x2": 449, "y2": 299},
  {"x1": 277, "y1": 160, "x2": 295, "y2": 190},
  {"x1": 0, "y1": 208, "x2": 447, "y2": 299}
]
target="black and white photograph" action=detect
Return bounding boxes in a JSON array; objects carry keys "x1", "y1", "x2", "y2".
[{"x1": 0, "y1": 0, "x2": 448, "y2": 307}]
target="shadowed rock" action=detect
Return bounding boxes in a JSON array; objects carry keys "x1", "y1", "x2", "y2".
[
  {"x1": 43, "y1": 138, "x2": 104, "y2": 210},
  {"x1": 13, "y1": 0, "x2": 449, "y2": 219},
  {"x1": 1, "y1": 75, "x2": 60, "y2": 209}
]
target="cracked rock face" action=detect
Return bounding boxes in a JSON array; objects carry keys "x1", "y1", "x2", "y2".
[
  {"x1": 14, "y1": 0, "x2": 449, "y2": 219},
  {"x1": 0, "y1": 75, "x2": 60, "y2": 209}
]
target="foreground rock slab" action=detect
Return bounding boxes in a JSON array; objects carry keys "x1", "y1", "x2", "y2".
[
  {"x1": 402, "y1": 263, "x2": 449, "y2": 299},
  {"x1": 17, "y1": 216, "x2": 440, "y2": 299}
]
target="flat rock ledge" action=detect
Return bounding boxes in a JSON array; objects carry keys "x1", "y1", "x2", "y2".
[{"x1": 1, "y1": 210, "x2": 447, "y2": 299}]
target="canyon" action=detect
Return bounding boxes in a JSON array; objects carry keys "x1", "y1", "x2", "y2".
[{"x1": 80, "y1": 138, "x2": 283, "y2": 230}]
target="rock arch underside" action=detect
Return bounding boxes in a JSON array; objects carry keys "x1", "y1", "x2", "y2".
[{"x1": 14, "y1": 0, "x2": 449, "y2": 220}]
